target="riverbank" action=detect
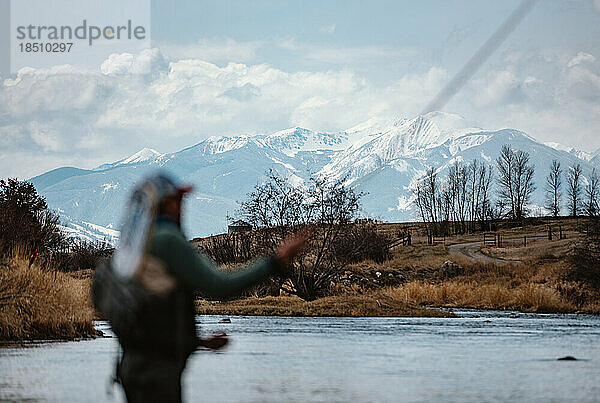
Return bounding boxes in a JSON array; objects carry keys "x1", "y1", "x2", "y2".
[
  {"x1": 0, "y1": 256, "x2": 97, "y2": 342},
  {"x1": 195, "y1": 280, "x2": 598, "y2": 317},
  {"x1": 4, "y1": 219, "x2": 600, "y2": 342},
  {"x1": 196, "y1": 229, "x2": 600, "y2": 316},
  {"x1": 196, "y1": 292, "x2": 455, "y2": 317}
]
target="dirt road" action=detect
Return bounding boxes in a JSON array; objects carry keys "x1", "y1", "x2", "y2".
[
  {"x1": 447, "y1": 235, "x2": 550, "y2": 264},
  {"x1": 447, "y1": 241, "x2": 516, "y2": 264}
]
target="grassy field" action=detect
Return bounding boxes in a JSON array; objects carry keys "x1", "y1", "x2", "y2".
[
  {"x1": 197, "y1": 217, "x2": 600, "y2": 315},
  {"x1": 0, "y1": 255, "x2": 97, "y2": 342},
  {"x1": 2, "y1": 217, "x2": 598, "y2": 342}
]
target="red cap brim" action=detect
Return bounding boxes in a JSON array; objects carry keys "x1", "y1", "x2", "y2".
[{"x1": 177, "y1": 185, "x2": 194, "y2": 194}]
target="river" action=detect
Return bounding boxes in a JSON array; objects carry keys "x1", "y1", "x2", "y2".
[{"x1": 1, "y1": 310, "x2": 599, "y2": 402}]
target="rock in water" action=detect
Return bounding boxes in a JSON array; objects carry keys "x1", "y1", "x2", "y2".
[
  {"x1": 219, "y1": 318, "x2": 232, "y2": 323},
  {"x1": 557, "y1": 356, "x2": 577, "y2": 361}
]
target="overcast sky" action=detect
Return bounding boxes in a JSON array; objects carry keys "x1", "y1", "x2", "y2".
[{"x1": 1, "y1": 0, "x2": 600, "y2": 179}]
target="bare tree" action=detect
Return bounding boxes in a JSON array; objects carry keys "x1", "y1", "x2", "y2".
[
  {"x1": 415, "y1": 160, "x2": 495, "y2": 234},
  {"x1": 585, "y1": 168, "x2": 600, "y2": 217},
  {"x1": 476, "y1": 164, "x2": 495, "y2": 229},
  {"x1": 448, "y1": 161, "x2": 470, "y2": 234},
  {"x1": 496, "y1": 145, "x2": 535, "y2": 220},
  {"x1": 467, "y1": 159, "x2": 480, "y2": 231},
  {"x1": 544, "y1": 160, "x2": 562, "y2": 217},
  {"x1": 567, "y1": 163, "x2": 583, "y2": 217},
  {"x1": 238, "y1": 171, "x2": 365, "y2": 301},
  {"x1": 414, "y1": 167, "x2": 441, "y2": 236}
]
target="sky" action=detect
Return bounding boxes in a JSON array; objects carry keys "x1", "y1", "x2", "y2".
[{"x1": 1, "y1": 0, "x2": 600, "y2": 179}]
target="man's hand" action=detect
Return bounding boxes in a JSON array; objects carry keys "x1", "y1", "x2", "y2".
[{"x1": 274, "y1": 228, "x2": 312, "y2": 266}]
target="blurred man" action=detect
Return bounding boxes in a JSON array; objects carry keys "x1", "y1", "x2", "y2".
[{"x1": 95, "y1": 174, "x2": 307, "y2": 403}]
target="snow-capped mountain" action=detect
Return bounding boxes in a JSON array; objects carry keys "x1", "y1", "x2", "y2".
[
  {"x1": 29, "y1": 112, "x2": 600, "y2": 241},
  {"x1": 95, "y1": 148, "x2": 162, "y2": 170},
  {"x1": 544, "y1": 142, "x2": 592, "y2": 162}
]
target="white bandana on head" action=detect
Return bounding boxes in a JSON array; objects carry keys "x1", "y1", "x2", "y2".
[{"x1": 112, "y1": 173, "x2": 181, "y2": 279}]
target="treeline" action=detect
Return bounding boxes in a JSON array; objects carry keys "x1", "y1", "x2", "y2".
[
  {"x1": 0, "y1": 178, "x2": 112, "y2": 271},
  {"x1": 415, "y1": 144, "x2": 600, "y2": 236}
]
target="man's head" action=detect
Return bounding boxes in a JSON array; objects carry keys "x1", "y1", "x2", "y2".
[
  {"x1": 147, "y1": 173, "x2": 193, "y2": 223},
  {"x1": 158, "y1": 192, "x2": 184, "y2": 222}
]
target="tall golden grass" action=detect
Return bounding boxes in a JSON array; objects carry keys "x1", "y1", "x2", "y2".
[
  {"x1": 196, "y1": 292, "x2": 454, "y2": 317},
  {"x1": 0, "y1": 254, "x2": 96, "y2": 341},
  {"x1": 382, "y1": 281, "x2": 576, "y2": 313}
]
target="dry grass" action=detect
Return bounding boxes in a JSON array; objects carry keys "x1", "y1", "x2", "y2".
[
  {"x1": 382, "y1": 281, "x2": 576, "y2": 313},
  {"x1": 209, "y1": 219, "x2": 600, "y2": 315},
  {"x1": 0, "y1": 255, "x2": 96, "y2": 341},
  {"x1": 196, "y1": 292, "x2": 454, "y2": 318},
  {"x1": 481, "y1": 236, "x2": 580, "y2": 262}
]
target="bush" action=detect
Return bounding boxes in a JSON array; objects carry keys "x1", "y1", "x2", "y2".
[
  {"x1": 568, "y1": 217, "x2": 600, "y2": 290},
  {"x1": 236, "y1": 171, "x2": 364, "y2": 301},
  {"x1": 54, "y1": 240, "x2": 114, "y2": 272},
  {"x1": 198, "y1": 232, "x2": 255, "y2": 265},
  {"x1": 331, "y1": 224, "x2": 393, "y2": 264},
  {"x1": 0, "y1": 178, "x2": 64, "y2": 259}
]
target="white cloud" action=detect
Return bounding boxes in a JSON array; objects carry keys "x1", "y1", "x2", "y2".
[
  {"x1": 454, "y1": 49, "x2": 600, "y2": 152},
  {"x1": 0, "y1": 48, "x2": 451, "y2": 178},
  {"x1": 472, "y1": 70, "x2": 519, "y2": 107},
  {"x1": 568, "y1": 52, "x2": 596, "y2": 67},
  {"x1": 101, "y1": 53, "x2": 134, "y2": 75},
  {"x1": 2, "y1": 45, "x2": 600, "y2": 179}
]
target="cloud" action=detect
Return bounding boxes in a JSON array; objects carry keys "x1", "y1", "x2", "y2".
[
  {"x1": 2, "y1": 44, "x2": 600, "y2": 179},
  {"x1": 567, "y1": 65, "x2": 600, "y2": 101},
  {"x1": 100, "y1": 48, "x2": 168, "y2": 75},
  {"x1": 568, "y1": 51, "x2": 596, "y2": 67},
  {"x1": 220, "y1": 83, "x2": 261, "y2": 101},
  {"x1": 0, "y1": 48, "x2": 450, "y2": 178},
  {"x1": 471, "y1": 70, "x2": 520, "y2": 107},
  {"x1": 454, "y1": 48, "x2": 600, "y2": 152}
]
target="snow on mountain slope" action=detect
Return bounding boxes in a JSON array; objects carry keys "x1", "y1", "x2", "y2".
[
  {"x1": 59, "y1": 215, "x2": 120, "y2": 245},
  {"x1": 544, "y1": 142, "x2": 592, "y2": 162},
  {"x1": 321, "y1": 113, "x2": 482, "y2": 183},
  {"x1": 262, "y1": 127, "x2": 348, "y2": 156},
  {"x1": 29, "y1": 112, "x2": 599, "y2": 239},
  {"x1": 121, "y1": 148, "x2": 162, "y2": 164},
  {"x1": 94, "y1": 148, "x2": 162, "y2": 170}
]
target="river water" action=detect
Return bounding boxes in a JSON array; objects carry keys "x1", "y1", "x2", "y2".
[{"x1": 1, "y1": 310, "x2": 599, "y2": 402}]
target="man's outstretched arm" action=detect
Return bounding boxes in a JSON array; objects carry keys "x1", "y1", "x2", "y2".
[{"x1": 150, "y1": 228, "x2": 284, "y2": 300}]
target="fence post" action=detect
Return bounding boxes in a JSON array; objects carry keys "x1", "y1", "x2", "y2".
[
  {"x1": 548, "y1": 226, "x2": 553, "y2": 241},
  {"x1": 524, "y1": 236, "x2": 527, "y2": 247},
  {"x1": 559, "y1": 225, "x2": 563, "y2": 240}
]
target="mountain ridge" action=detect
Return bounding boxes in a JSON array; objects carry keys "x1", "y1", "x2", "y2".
[{"x1": 29, "y1": 112, "x2": 600, "y2": 242}]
